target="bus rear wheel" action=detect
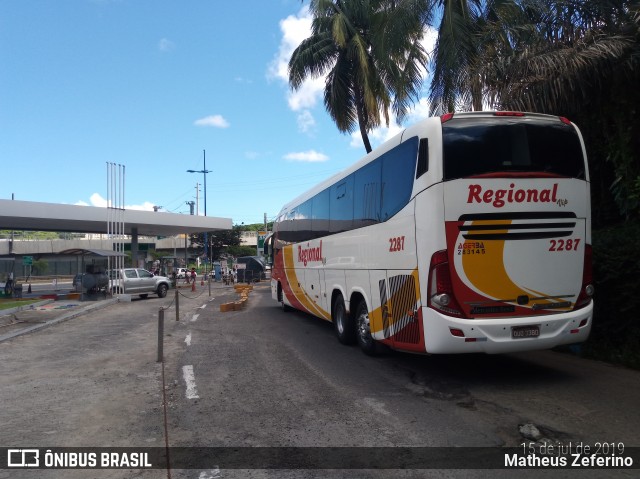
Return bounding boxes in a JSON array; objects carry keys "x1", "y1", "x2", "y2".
[
  {"x1": 355, "y1": 300, "x2": 381, "y2": 355},
  {"x1": 278, "y1": 283, "x2": 292, "y2": 312},
  {"x1": 333, "y1": 294, "x2": 355, "y2": 345}
]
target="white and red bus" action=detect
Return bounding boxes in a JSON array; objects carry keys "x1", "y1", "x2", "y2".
[{"x1": 270, "y1": 111, "x2": 593, "y2": 355}]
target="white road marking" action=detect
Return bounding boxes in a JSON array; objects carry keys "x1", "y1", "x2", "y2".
[
  {"x1": 182, "y1": 365, "x2": 200, "y2": 399},
  {"x1": 199, "y1": 468, "x2": 221, "y2": 479},
  {"x1": 191, "y1": 313, "x2": 200, "y2": 322},
  {"x1": 199, "y1": 304, "x2": 207, "y2": 309},
  {"x1": 185, "y1": 332, "x2": 192, "y2": 346}
]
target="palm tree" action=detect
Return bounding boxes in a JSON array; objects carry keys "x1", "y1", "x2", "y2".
[
  {"x1": 428, "y1": 0, "x2": 533, "y2": 115},
  {"x1": 289, "y1": 0, "x2": 430, "y2": 153},
  {"x1": 476, "y1": 0, "x2": 640, "y2": 219},
  {"x1": 478, "y1": 0, "x2": 639, "y2": 113}
]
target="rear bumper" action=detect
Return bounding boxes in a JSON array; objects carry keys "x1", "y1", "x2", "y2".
[{"x1": 422, "y1": 303, "x2": 593, "y2": 354}]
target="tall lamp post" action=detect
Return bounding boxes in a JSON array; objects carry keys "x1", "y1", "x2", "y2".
[{"x1": 187, "y1": 149, "x2": 211, "y2": 275}]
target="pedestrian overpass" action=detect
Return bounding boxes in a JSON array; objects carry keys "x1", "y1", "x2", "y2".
[{"x1": 0, "y1": 199, "x2": 232, "y2": 262}]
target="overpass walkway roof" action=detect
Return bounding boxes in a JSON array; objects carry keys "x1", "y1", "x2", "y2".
[{"x1": 0, "y1": 199, "x2": 232, "y2": 236}]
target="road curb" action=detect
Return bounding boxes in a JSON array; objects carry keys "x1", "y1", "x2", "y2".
[
  {"x1": 0, "y1": 299, "x2": 55, "y2": 317},
  {"x1": 0, "y1": 298, "x2": 119, "y2": 343}
]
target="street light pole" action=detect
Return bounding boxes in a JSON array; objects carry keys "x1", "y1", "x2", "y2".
[{"x1": 187, "y1": 149, "x2": 211, "y2": 277}]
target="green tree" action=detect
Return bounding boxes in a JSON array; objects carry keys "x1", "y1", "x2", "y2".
[
  {"x1": 428, "y1": 0, "x2": 545, "y2": 114},
  {"x1": 476, "y1": 0, "x2": 640, "y2": 221},
  {"x1": 428, "y1": 0, "x2": 484, "y2": 114},
  {"x1": 189, "y1": 227, "x2": 242, "y2": 261},
  {"x1": 426, "y1": 0, "x2": 640, "y2": 221},
  {"x1": 227, "y1": 245, "x2": 259, "y2": 258},
  {"x1": 31, "y1": 258, "x2": 48, "y2": 276},
  {"x1": 289, "y1": 0, "x2": 429, "y2": 153}
]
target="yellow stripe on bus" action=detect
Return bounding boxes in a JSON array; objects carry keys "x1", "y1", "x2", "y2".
[
  {"x1": 282, "y1": 245, "x2": 331, "y2": 320},
  {"x1": 461, "y1": 220, "x2": 558, "y2": 307}
]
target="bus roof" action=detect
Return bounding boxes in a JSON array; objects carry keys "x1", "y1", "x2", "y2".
[
  {"x1": 277, "y1": 116, "x2": 440, "y2": 217},
  {"x1": 276, "y1": 111, "x2": 578, "y2": 218}
]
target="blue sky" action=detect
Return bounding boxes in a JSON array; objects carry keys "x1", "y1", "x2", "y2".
[{"x1": 1, "y1": 0, "x2": 435, "y2": 226}]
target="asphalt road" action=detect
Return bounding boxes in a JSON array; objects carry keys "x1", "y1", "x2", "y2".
[{"x1": 0, "y1": 283, "x2": 638, "y2": 479}]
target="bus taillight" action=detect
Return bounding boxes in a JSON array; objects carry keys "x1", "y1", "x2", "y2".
[
  {"x1": 575, "y1": 244, "x2": 594, "y2": 309},
  {"x1": 428, "y1": 250, "x2": 464, "y2": 317},
  {"x1": 440, "y1": 113, "x2": 454, "y2": 123}
]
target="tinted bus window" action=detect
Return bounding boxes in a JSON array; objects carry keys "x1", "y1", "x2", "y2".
[
  {"x1": 277, "y1": 209, "x2": 296, "y2": 243},
  {"x1": 381, "y1": 136, "x2": 418, "y2": 221},
  {"x1": 312, "y1": 188, "x2": 330, "y2": 238},
  {"x1": 354, "y1": 159, "x2": 381, "y2": 228},
  {"x1": 295, "y1": 200, "x2": 313, "y2": 242},
  {"x1": 443, "y1": 118, "x2": 585, "y2": 180},
  {"x1": 330, "y1": 174, "x2": 354, "y2": 234}
]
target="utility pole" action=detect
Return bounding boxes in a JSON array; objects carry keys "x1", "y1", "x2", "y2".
[
  {"x1": 195, "y1": 182, "x2": 200, "y2": 216},
  {"x1": 187, "y1": 150, "x2": 211, "y2": 276}
]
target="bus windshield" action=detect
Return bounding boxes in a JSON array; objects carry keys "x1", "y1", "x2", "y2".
[{"x1": 442, "y1": 117, "x2": 586, "y2": 180}]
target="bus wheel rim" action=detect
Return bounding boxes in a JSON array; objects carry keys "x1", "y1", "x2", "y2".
[{"x1": 358, "y1": 312, "x2": 370, "y2": 342}]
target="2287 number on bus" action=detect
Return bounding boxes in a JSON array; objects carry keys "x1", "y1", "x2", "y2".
[
  {"x1": 549, "y1": 238, "x2": 580, "y2": 251},
  {"x1": 389, "y1": 236, "x2": 405, "y2": 252}
]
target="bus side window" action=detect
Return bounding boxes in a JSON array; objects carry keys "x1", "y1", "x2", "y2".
[
  {"x1": 416, "y1": 138, "x2": 428, "y2": 178},
  {"x1": 312, "y1": 188, "x2": 330, "y2": 238},
  {"x1": 295, "y1": 201, "x2": 312, "y2": 243},
  {"x1": 381, "y1": 136, "x2": 419, "y2": 221},
  {"x1": 330, "y1": 175, "x2": 354, "y2": 234},
  {"x1": 354, "y1": 160, "x2": 382, "y2": 228}
]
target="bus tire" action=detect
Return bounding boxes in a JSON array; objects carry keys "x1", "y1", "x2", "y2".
[
  {"x1": 278, "y1": 283, "x2": 292, "y2": 312},
  {"x1": 333, "y1": 294, "x2": 355, "y2": 345},
  {"x1": 355, "y1": 300, "x2": 381, "y2": 355}
]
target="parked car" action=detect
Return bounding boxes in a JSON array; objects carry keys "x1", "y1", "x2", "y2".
[
  {"x1": 174, "y1": 268, "x2": 197, "y2": 279},
  {"x1": 73, "y1": 272, "x2": 109, "y2": 294},
  {"x1": 108, "y1": 268, "x2": 170, "y2": 298}
]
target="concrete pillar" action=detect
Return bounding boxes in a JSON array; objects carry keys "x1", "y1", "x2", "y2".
[{"x1": 131, "y1": 227, "x2": 140, "y2": 267}]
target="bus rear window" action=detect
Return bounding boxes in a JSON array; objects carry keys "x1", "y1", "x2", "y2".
[{"x1": 443, "y1": 117, "x2": 586, "y2": 180}]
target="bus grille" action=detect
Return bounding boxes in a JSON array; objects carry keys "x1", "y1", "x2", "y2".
[
  {"x1": 380, "y1": 275, "x2": 419, "y2": 344},
  {"x1": 458, "y1": 212, "x2": 577, "y2": 240}
]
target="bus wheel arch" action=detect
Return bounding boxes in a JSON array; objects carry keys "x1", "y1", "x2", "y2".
[{"x1": 332, "y1": 291, "x2": 355, "y2": 345}]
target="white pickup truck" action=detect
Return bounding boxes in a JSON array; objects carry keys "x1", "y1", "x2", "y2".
[{"x1": 108, "y1": 268, "x2": 171, "y2": 299}]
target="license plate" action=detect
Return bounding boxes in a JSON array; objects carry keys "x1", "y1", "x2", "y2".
[{"x1": 512, "y1": 325, "x2": 540, "y2": 339}]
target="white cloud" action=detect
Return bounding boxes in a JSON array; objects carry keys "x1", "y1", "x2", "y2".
[
  {"x1": 194, "y1": 115, "x2": 230, "y2": 128},
  {"x1": 405, "y1": 97, "x2": 432, "y2": 124},
  {"x1": 90, "y1": 193, "x2": 107, "y2": 207},
  {"x1": 127, "y1": 201, "x2": 157, "y2": 211},
  {"x1": 422, "y1": 25, "x2": 439, "y2": 60},
  {"x1": 297, "y1": 110, "x2": 316, "y2": 133},
  {"x1": 268, "y1": 6, "x2": 312, "y2": 82},
  {"x1": 158, "y1": 38, "x2": 175, "y2": 52},
  {"x1": 288, "y1": 76, "x2": 325, "y2": 111},
  {"x1": 269, "y1": 7, "x2": 325, "y2": 113},
  {"x1": 77, "y1": 193, "x2": 156, "y2": 211},
  {"x1": 284, "y1": 150, "x2": 329, "y2": 163}
]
